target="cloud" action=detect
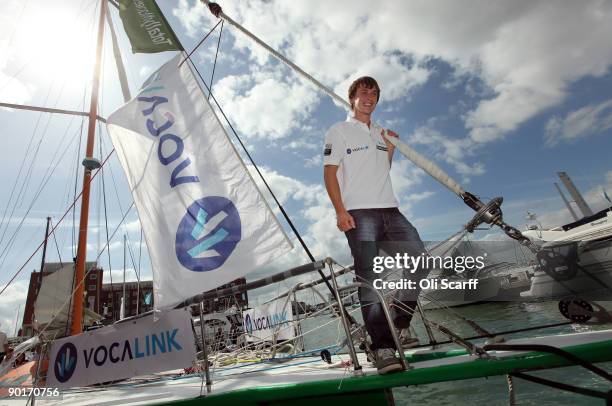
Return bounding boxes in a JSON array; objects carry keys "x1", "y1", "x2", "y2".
[
  {"x1": 214, "y1": 69, "x2": 320, "y2": 139},
  {"x1": 405, "y1": 190, "x2": 435, "y2": 203},
  {"x1": 172, "y1": 0, "x2": 214, "y2": 39},
  {"x1": 173, "y1": 0, "x2": 612, "y2": 177},
  {"x1": 408, "y1": 124, "x2": 485, "y2": 181},
  {"x1": 462, "y1": 1, "x2": 612, "y2": 143},
  {"x1": 252, "y1": 166, "x2": 321, "y2": 206},
  {"x1": 389, "y1": 158, "x2": 427, "y2": 199},
  {"x1": 0, "y1": 279, "x2": 28, "y2": 337},
  {"x1": 304, "y1": 154, "x2": 322, "y2": 168},
  {"x1": 545, "y1": 99, "x2": 612, "y2": 146},
  {"x1": 333, "y1": 55, "x2": 431, "y2": 104}
]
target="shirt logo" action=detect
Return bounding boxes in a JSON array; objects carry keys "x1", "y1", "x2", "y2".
[
  {"x1": 324, "y1": 143, "x2": 332, "y2": 156},
  {"x1": 346, "y1": 145, "x2": 368, "y2": 155}
]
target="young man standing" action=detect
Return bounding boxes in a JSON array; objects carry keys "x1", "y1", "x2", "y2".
[{"x1": 323, "y1": 76, "x2": 427, "y2": 374}]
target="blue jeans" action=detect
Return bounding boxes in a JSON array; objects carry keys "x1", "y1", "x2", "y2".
[{"x1": 345, "y1": 208, "x2": 427, "y2": 350}]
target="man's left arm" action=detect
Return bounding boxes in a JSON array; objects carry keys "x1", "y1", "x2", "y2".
[{"x1": 383, "y1": 129, "x2": 398, "y2": 164}]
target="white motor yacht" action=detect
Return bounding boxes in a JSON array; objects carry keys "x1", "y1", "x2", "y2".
[{"x1": 521, "y1": 207, "x2": 612, "y2": 299}]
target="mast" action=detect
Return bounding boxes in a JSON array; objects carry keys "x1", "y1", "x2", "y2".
[
  {"x1": 39, "y1": 217, "x2": 51, "y2": 275},
  {"x1": 14, "y1": 305, "x2": 21, "y2": 336},
  {"x1": 122, "y1": 234, "x2": 126, "y2": 319},
  {"x1": 557, "y1": 171, "x2": 593, "y2": 218},
  {"x1": 554, "y1": 182, "x2": 579, "y2": 221},
  {"x1": 70, "y1": 0, "x2": 107, "y2": 336}
]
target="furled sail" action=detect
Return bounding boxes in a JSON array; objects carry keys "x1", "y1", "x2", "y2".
[
  {"x1": 33, "y1": 264, "x2": 102, "y2": 338},
  {"x1": 106, "y1": 54, "x2": 293, "y2": 309}
]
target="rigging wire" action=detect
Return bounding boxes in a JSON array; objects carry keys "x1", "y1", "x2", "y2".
[
  {"x1": 178, "y1": 20, "x2": 222, "y2": 68},
  {"x1": 0, "y1": 82, "x2": 56, "y2": 251},
  {"x1": 99, "y1": 124, "x2": 115, "y2": 319},
  {"x1": 0, "y1": 113, "x2": 81, "y2": 271},
  {"x1": 98, "y1": 134, "x2": 141, "y2": 271},
  {"x1": 99, "y1": 131, "x2": 147, "y2": 312},
  {"x1": 31, "y1": 201, "x2": 135, "y2": 342},
  {"x1": 55, "y1": 95, "x2": 86, "y2": 263},
  {"x1": 0, "y1": 149, "x2": 116, "y2": 296},
  {"x1": 68, "y1": 89, "x2": 90, "y2": 259},
  {"x1": 208, "y1": 20, "x2": 224, "y2": 100},
  {"x1": 97, "y1": 33, "x2": 140, "y2": 286},
  {"x1": 50, "y1": 219, "x2": 63, "y2": 266}
]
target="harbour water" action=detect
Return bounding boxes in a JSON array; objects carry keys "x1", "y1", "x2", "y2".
[{"x1": 300, "y1": 300, "x2": 612, "y2": 405}]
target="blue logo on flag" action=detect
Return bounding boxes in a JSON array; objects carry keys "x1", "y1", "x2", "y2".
[
  {"x1": 54, "y1": 342, "x2": 78, "y2": 383},
  {"x1": 175, "y1": 197, "x2": 242, "y2": 272}
]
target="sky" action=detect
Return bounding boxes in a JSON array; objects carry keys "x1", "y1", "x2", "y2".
[{"x1": 0, "y1": 0, "x2": 612, "y2": 334}]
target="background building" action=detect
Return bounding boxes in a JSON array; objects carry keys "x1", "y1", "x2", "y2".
[{"x1": 101, "y1": 281, "x2": 154, "y2": 322}]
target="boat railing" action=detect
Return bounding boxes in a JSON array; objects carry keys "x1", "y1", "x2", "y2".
[{"x1": 196, "y1": 258, "x2": 409, "y2": 383}]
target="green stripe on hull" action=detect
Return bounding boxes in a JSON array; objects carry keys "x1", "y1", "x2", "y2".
[
  {"x1": 404, "y1": 348, "x2": 468, "y2": 363},
  {"x1": 159, "y1": 339, "x2": 612, "y2": 406}
]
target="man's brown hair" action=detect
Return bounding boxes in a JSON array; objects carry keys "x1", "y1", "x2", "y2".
[{"x1": 348, "y1": 76, "x2": 380, "y2": 110}]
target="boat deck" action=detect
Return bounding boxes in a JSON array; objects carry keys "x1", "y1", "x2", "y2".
[{"x1": 17, "y1": 329, "x2": 612, "y2": 406}]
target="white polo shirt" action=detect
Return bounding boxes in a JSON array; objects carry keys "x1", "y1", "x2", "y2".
[{"x1": 323, "y1": 115, "x2": 398, "y2": 211}]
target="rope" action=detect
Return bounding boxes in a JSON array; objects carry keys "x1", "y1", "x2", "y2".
[{"x1": 507, "y1": 374, "x2": 516, "y2": 406}]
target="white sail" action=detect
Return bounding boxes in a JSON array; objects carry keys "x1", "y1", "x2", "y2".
[
  {"x1": 33, "y1": 264, "x2": 102, "y2": 338},
  {"x1": 107, "y1": 54, "x2": 293, "y2": 309},
  {"x1": 33, "y1": 265, "x2": 74, "y2": 328}
]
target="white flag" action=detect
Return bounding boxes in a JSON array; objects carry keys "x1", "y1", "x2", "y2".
[{"x1": 107, "y1": 54, "x2": 292, "y2": 308}]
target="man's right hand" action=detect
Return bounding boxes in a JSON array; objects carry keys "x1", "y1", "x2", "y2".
[{"x1": 336, "y1": 211, "x2": 356, "y2": 232}]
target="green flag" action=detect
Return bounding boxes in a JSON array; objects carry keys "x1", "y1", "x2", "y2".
[{"x1": 119, "y1": 0, "x2": 183, "y2": 53}]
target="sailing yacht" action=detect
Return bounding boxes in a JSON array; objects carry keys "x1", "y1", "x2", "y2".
[{"x1": 1, "y1": 1, "x2": 612, "y2": 405}]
